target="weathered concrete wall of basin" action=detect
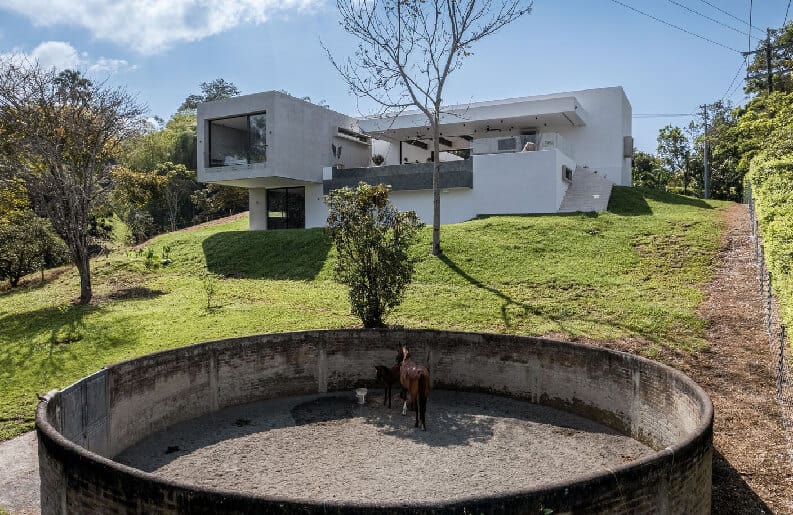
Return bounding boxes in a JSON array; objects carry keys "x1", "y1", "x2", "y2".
[{"x1": 36, "y1": 329, "x2": 713, "y2": 514}]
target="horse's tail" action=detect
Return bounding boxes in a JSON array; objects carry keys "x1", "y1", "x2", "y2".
[{"x1": 418, "y1": 372, "x2": 429, "y2": 429}]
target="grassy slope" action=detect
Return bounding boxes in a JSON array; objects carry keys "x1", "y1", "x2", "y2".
[{"x1": 0, "y1": 188, "x2": 729, "y2": 440}]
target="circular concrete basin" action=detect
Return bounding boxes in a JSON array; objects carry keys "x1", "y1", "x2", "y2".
[{"x1": 36, "y1": 329, "x2": 712, "y2": 514}]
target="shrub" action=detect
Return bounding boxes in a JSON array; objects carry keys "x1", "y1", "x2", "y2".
[
  {"x1": 325, "y1": 182, "x2": 423, "y2": 328},
  {"x1": 0, "y1": 210, "x2": 68, "y2": 287},
  {"x1": 748, "y1": 156, "x2": 793, "y2": 329}
]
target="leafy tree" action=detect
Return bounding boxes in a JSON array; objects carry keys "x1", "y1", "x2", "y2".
[
  {"x1": 745, "y1": 24, "x2": 793, "y2": 95},
  {"x1": 178, "y1": 78, "x2": 240, "y2": 112},
  {"x1": 631, "y1": 150, "x2": 668, "y2": 189},
  {"x1": 656, "y1": 125, "x2": 690, "y2": 194},
  {"x1": 0, "y1": 63, "x2": 144, "y2": 303},
  {"x1": 0, "y1": 210, "x2": 68, "y2": 287},
  {"x1": 191, "y1": 183, "x2": 248, "y2": 223},
  {"x1": 0, "y1": 171, "x2": 29, "y2": 223},
  {"x1": 325, "y1": 182, "x2": 423, "y2": 328},
  {"x1": 155, "y1": 162, "x2": 197, "y2": 232},
  {"x1": 327, "y1": 0, "x2": 533, "y2": 256},
  {"x1": 689, "y1": 101, "x2": 743, "y2": 201}
]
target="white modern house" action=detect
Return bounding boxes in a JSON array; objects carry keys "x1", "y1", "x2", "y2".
[{"x1": 197, "y1": 87, "x2": 632, "y2": 230}]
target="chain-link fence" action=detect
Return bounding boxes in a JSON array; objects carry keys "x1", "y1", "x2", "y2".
[{"x1": 747, "y1": 187, "x2": 793, "y2": 467}]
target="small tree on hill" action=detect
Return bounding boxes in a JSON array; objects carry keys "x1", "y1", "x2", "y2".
[
  {"x1": 326, "y1": 182, "x2": 423, "y2": 328},
  {"x1": 0, "y1": 210, "x2": 68, "y2": 287}
]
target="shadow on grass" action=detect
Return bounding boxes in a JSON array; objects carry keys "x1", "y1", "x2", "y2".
[
  {"x1": 0, "y1": 303, "x2": 131, "y2": 387},
  {"x1": 608, "y1": 186, "x2": 714, "y2": 216},
  {"x1": 439, "y1": 254, "x2": 671, "y2": 342},
  {"x1": 0, "y1": 266, "x2": 73, "y2": 297},
  {"x1": 202, "y1": 228, "x2": 331, "y2": 280},
  {"x1": 439, "y1": 254, "x2": 541, "y2": 329}
]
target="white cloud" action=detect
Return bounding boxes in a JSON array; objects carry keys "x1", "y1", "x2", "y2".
[
  {"x1": 0, "y1": 0, "x2": 321, "y2": 54},
  {"x1": 2, "y1": 41, "x2": 135, "y2": 75},
  {"x1": 30, "y1": 41, "x2": 81, "y2": 70},
  {"x1": 88, "y1": 57, "x2": 135, "y2": 74}
]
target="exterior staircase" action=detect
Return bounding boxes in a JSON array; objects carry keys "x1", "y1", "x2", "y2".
[{"x1": 557, "y1": 166, "x2": 613, "y2": 213}]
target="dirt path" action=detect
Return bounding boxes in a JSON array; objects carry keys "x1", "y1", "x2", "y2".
[
  {"x1": 0, "y1": 431, "x2": 38, "y2": 515},
  {"x1": 692, "y1": 204, "x2": 793, "y2": 513},
  {"x1": 597, "y1": 203, "x2": 793, "y2": 513}
]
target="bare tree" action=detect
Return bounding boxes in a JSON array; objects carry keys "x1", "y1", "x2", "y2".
[
  {"x1": 0, "y1": 60, "x2": 145, "y2": 303},
  {"x1": 327, "y1": 0, "x2": 532, "y2": 255}
]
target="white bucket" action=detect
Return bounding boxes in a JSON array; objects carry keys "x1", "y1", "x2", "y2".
[{"x1": 355, "y1": 388, "x2": 367, "y2": 405}]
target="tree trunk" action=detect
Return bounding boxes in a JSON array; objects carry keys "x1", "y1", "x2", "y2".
[
  {"x1": 75, "y1": 248, "x2": 92, "y2": 304},
  {"x1": 431, "y1": 118, "x2": 442, "y2": 256}
]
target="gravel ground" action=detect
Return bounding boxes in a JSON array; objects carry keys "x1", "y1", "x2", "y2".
[{"x1": 116, "y1": 390, "x2": 653, "y2": 504}]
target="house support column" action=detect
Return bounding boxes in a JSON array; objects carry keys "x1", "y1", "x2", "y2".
[{"x1": 249, "y1": 188, "x2": 268, "y2": 231}]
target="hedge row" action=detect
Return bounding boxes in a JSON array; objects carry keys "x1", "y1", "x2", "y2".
[{"x1": 747, "y1": 156, "x2": 793, "y2": 333}]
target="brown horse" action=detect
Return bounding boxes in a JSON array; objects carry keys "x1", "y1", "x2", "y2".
[
  {"x1": 374, "y1": 362, "x2": 401, "y2": 408},
  {"x1": 398, "y1": 346, "x2": 430, "y2": 430}
]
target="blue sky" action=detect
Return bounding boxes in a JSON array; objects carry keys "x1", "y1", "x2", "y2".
[{"x1": 0, "y1": 0, "x2": 787, "y2": 152}]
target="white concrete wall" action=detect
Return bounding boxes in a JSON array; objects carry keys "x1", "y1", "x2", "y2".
[
  {"x1": 473, "y1": 150, "x2": 573, "y2": 214},
  {"x1": 388, "y1": 188, "x2": 475, "y2": 225},
  {"x1": 304, "y1": 183, "x2": 327, "y2": 229},
  {"x1": 249, "y1": 188, "x2": 267, "y2": 231},
  {"x1": 552, "y1": 87, "x2": 632, "y2": 186}
]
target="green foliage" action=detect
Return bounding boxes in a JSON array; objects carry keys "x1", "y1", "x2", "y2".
[
  {"x1": 179, "y1": 78, "x2": 240, "y2": 112},
  {"x1": 631, "y1": 150, "x2": 667, "y2": 189},
  {"x1": 745, "y1": 24, "x2": 793, "y2": 95},
  {"x1": 0, "y1": 210, "x2": 68, "y2": 287},
  {"x1": 0, "y1": 173, "x2": 28, "y2": 223},
  {"x1": 656, "y1": 125, "x2": 692, "y2": 193},
  {"x1": 326, "y1": 183, "x2": 423, "y2": 328},
  {"x1": 747, "y1": 157, "x2": 793, "y2": 330},
  {"x1": 190, "y1": 183, "x2": 248, "y2": 224}
]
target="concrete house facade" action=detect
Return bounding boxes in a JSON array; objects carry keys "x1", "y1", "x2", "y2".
[{"x1": 197, "y1": 87, "x2": 632, "y2": 230}]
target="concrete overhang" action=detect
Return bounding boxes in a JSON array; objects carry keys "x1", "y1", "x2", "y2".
[
  {"x1": 358, "y1": 95, "x2": 587, "y2": 142},
  {"x1": 201, "y1": 174, "x2": 320, "y2": 189}
]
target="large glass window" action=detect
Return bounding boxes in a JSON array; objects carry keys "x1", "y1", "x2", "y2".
[
  {"x1": 267, "y1": 187, "x2": 305, "y2": 229},
  {"x1": 208, "y1": 112, "x2": 267, "y2": 167}
]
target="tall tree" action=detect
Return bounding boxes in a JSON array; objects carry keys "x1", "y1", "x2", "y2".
[
  {"x1": 745, "y1": 24, "x2": 793, "y2": 95},
  {"x1": 631, "y1": 149, "x2": 668, "y2": 190},
  {"x1": 178, "y1": 78, "x2": 241, "y2": 112},
  {"x1": 0, "y1": 62, "x2": 144, "y2": 303},
  {"x1": 656, "y1": 125, "x2": 690, "y2": 194},
  {"x1": 327, "y1": 0, "x2": 533, "y2": 256}
]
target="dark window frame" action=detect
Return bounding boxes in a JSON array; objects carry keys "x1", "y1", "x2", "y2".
[{"x1": 207, "y1": 111, "x2": 267, "y2": 168}]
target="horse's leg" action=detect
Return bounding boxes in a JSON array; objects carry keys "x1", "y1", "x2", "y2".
[
  {"x1": 418, "y1": 374, "x2": 429, "y2": 431},
  {"x1": 402, "y1": 399, "x2": 407, "y2": 416}
]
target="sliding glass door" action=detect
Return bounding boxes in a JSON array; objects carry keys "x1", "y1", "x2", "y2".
[{"x1": 266, "y1": 187, "x2": 305, "y2": 229}]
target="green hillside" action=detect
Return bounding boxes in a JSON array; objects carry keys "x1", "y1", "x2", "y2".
[{"x1": 0, "y1": 187, "x2": 730, "y2": 440}]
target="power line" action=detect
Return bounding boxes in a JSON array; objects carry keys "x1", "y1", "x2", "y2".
[
  {"x1": 632, "y1": 114, "x2": 696, "y2": 118},
  {"x1": 785, "y1": 0, "x2": 792, "y2": 26},
  {"x1": 697, "y1": 0, "x2": 764, "y2": 35},
  {"x1": 720, "y1": 57, "x2": 748, "y2": 103},
  {"x1": 608, "y1": 0, "x2": 742, "y2": 54},
  {"x1": 667, "y1": 0, "x2": 750, "y2": 37}
]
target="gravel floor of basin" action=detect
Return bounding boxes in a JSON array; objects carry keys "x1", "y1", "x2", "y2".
[{"x1": 116, "y1": 390, "x2": 654, "y2": 504}]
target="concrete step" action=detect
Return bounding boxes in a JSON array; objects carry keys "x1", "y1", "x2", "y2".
[{"x1": 558, "y1": 167, "x2": 613, "y2": 213}]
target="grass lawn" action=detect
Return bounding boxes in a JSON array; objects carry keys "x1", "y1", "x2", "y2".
[{"x1": 0, "y1": 187, "x2": 730, "y2": 441}]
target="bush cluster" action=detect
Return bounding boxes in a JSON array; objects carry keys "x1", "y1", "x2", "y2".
[{"x1": 747, "y1": 157, "x2": 793, "y2": 329}]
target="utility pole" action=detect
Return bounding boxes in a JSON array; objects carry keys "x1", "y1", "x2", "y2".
[
  {"x1": 703, "y1": 105, "x2": 710, "y2": 199},
  {"x1": 766, "y1": 28, "x2": 774, "y2": 94}
]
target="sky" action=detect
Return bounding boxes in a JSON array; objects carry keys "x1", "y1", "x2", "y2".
[{"x1": 0, "y1": 0, "x2": 788, "y2": 152}]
